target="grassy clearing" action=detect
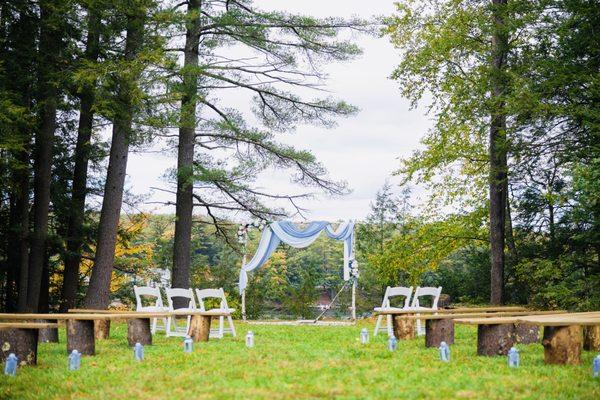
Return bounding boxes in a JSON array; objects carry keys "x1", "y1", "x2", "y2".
[{"x1": 0, "y1": 321, "x2": 599, "y2": 399}]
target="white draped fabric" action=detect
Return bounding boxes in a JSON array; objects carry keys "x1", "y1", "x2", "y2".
[{"x1": 238, "y1": 221, "x2": 355, "y2": 292}]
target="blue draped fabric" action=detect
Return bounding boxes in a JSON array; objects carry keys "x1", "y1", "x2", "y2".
[{"x1": 239, "y1": 221, "x2": 355, "y2": 292}]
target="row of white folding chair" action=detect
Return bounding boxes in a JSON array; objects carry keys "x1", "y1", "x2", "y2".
[
  {"x1": 133, "y1": 286, "x2": 236, "y2": 338},
  {"x1": 373, "y1": 286, "x2": 442, "y2": 336}
]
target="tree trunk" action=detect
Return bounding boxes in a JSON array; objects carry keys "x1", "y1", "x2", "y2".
[
  {"x1": 0, "y1": 328, "x2": 39, "y2": 365},
  {"x1": 583, "y1": 325, "x2": 600, "y2": 351},
  {"x1": 94, "y1": 320, "x2": 110, "y2": 340},
  {"x1": 66, "y1": 319, "x2": 95, "y2": 355},
  {"x1": 26, "y1": 0, "x2": 62, "y2": 312},
  {"x1": 477, "y1": 323, "x2": 514, "y2": 356},
  {"x1": 488, "y1": 0, "x2": 509, "y2": 306},
  {"x1": 172, "y1": 0, "x2": 202, "y2": 296},
  {"x1": 127, "y1": 318, "x2": 152, "y2": 346},
  {"x1": 542, "y1": 325, "x2": 582, "y2": 365},
  {"x1": 188, "y1": 314, "x2": 212, "y2": 342},
  {"x1": 425, "y1": 319, "x2": 454, "y2": 348},
  {"x1": 392, "y1": 315, "x2": 415, "y2": 340},
  {"x1": 8, "y1": 152, "x2": 30, "y2": 312},
  {"x1": 514, "y1": 323, "x2": 539, "y2": 344},
  {"x1": 83, "y1": 9, "x2": 145, "y2": 310},
  {"x1": 60, "y1": 8, "x2": 102, "y2": 312}
]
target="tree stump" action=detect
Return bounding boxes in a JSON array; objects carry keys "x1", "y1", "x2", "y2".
[
  {"x1": 37, "y1": 319, "x2": 59, "y2": 343},
  {"x1": 425, "y1": 319, "x2": 454, "y2": 347},
  {"x1": 67, "y1": 319, "x2": 95, "y2": 355},
  {"x1": 127, "y1": 318, "x2": 152, "y2": 346},
  {"x1": 392, "y1": 315, "x2": 415, "y2": 340},
  {"x1": 0, "y1": 329, "x2": 39, "y2": 365},
  {"x1": 438, "y1": 294, "x2": 452, "y2": 309},
  {"x1": 542, "y1": 325, "x2": 582, "y2": 365},
  {"x1": 94, "y1": 320, "x2": 110, "y2": 340},
  {"x1": 583, "y1": 326, "x2": 600, "y2": 351},
  {"x1": 188, "y1": 315, "x2": 212, "y2": 342},
  {"x1": 514, "y1": 323, "x2": 539, "y2": 344},
  {"x1": 477, "y1": 324, "x2": 515, "y2": 356}
]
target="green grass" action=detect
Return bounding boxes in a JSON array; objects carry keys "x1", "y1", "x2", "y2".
[{"x1": 1, "y1": 321, "x2": 599, "y2": 399}]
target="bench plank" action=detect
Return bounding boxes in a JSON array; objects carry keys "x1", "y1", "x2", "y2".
[
  {"x1": 374, "y1": 306, "x2": 528, "y2": 315},
  {"x1": 0, "y1": 322, "x2": 59, "y2": 330},
  {"x1": 403, "y1": 310, "x2": 566, "y2": 320}
]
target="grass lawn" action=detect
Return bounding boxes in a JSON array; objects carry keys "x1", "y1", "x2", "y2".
[{"x1": 1, "y1": 321, "x2": 599, "y2": 399}]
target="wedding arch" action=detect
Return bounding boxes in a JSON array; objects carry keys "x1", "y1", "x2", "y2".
[{"x1": 237, "y1": 220, "x2": 358, "y2": 321}]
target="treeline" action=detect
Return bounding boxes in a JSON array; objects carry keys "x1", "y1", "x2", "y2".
[
  {"x1": 0, "y1": 0, "x2": 369, "y2": 313},
  {"x1": 373, "y1": 0, "x2": 599, "y2": 310}
]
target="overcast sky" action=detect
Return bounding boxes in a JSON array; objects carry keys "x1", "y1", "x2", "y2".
[{"x1": 125, "y1": 0, "x2": 432, "y2": 222}]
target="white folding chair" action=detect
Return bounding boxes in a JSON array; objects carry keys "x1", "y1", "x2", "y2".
[
  {"x1": 134, "y1": 285, "x2": 168, "y2": 334},
  {"x1": 410, "y1": 286, "x2": 442, "y2": 336},
  {"x1": 373, "y1": 286, "x2": 413, "y2": 336},
  {"x1": 165, "y1": 288, "x2": 196, "y2": 337},
  {"x1": 194, "y1": 288, "x2": 236, "y2": 338}
]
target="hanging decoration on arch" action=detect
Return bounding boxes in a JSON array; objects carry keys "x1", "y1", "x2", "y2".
[{"x1": 238, "y1": 220, "x2": 356, "y2": 292}]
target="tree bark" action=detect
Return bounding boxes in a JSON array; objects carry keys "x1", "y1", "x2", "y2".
[
  {"x1": 392, "y1": 315, "x2": 415, "y2": 340},
  {"x1": 94, "y1": 320, "x2": 110, "y2": 340},
  {"x1": 37, "y1": 319, "x2": 59, "y2": 343},
  {"x1": 188, "y1": 315, "x2": 212, "y2": 342},
  {"x1": 488, "y1": 0, "x2": 509, "y2": 305},
  {"x1": 542, "y1": 325, "x2": 582, "y2": 365},
  {"x1": 172, "y1": 0, "x2": 202, "y2": 295},
  {"x1": 514, "y1": 323, "x2": 539, "y2": 344},
  {"x1": 583, "y1": 325, "x2": 600, "y2": 351},
  {"x1": 66, "y1": 319, "x2": 95, "y2": 355},
  {"x1": 425, "y1": 319, "x2": 454, "y2": 347},
  {"x1": 0, "y1": 328, "x2": 39, "y2": 365},
  {"x1": 60, "y1": 7, "x2": 102, "y2": 312},
  {"x1": 26, "y1": 0, "x2": 63, "y2": 312},
  {"x1": 127, "y1": 318, "x2": 152, "y2": 346},
  {"x1": 83, "y1": 8, "x2": 145, "y2": 310},
  {"x1": 477, "y1": 323, "x2": 514, "y2": 356}
]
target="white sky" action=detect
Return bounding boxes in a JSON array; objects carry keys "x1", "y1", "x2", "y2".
[{"x1": 125, "y1": 0, "x2": 432, "y2": 221}]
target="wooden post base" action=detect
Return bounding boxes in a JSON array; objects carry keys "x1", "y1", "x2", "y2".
[
  {"x1": 94, "y1": 320, "x2": 110, "y2": 340},
  {"x1": 477, "y1": 324, "x2": 515, "y2": 356},
  {"x1": 67, "y1": 319, "x2": 95, "y2": 355},
  {"x1": 583, "y1": 325, "x2": 600, "y2": 351},
  {"x1": 514, "y1": 323, "x2": 539, "y2": 344},
  {"x1": 188, "y1": 315, "x2": 212, "y2": 342},
  {"x1": 542, "y1": 325, "x2": 582, "y2": 365},
  {"x1": 392, "y1": 315, "x2": 415, "y2": 340},
  {"x1": 127, "y1": 318, "x2": 152, "y2": 346},
  {"x1": 0, "y1": 328, "x2": 39, "y2": 365},
  {"x1": 425, "y1": 319, "x2": 454, "y2": 347},
  {"x1": 38, "y1": 319, "x2": 59, "y2": 343}
]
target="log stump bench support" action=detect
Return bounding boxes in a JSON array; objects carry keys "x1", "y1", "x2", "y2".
[
  {"x1": 477, "y1": 323, "x2": 516, "y2": 356},
  {"x1": 127, "y1": 318, "x2": 152, "y2": 346},
  {"x1": 425, "y1": 319, "x2": 454, "y2": 347},
  {"x1": 0, "y1": 322, "x2": 58, "y2": 365},
  {"x1": 392, "y1": 315, "x2": 415, "y2": 340},
  {"x1": 583, "y1": 325, "x2": 600, "y2": 351},
  {"x1": 542, "y1": 325, "x2": 582, "y2": 365},
  {"x1": 67, "y1": 319, "x2": 96, "y2": 355},
  {"x1": 188, "y1": 314, "x2": 213, "y2": 342},
  {"x1": 38, "y1": 319, "x2": 59, "y2": 343}
]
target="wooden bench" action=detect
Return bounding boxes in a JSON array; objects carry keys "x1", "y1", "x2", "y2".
[
  {"x1": 374, "y1": 306, "x2": 529, "y2": 342},
  {"x1": 401, "y1": 310, "x2": 563, "y2": 348},
  {"x1": 455, "y1": 311, "x2": 600, "y2": 364},
  {"x1": 0, "y1": 322, "x2": 60, "y2": 366},
  {"x1": 0, "y1": 310, "x2": 229, "y2": 357}
]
